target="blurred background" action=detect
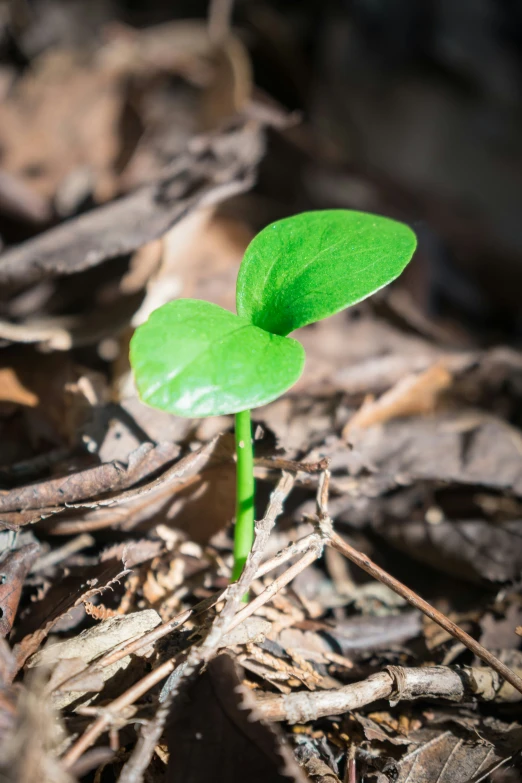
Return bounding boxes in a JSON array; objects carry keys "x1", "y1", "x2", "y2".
[{"x1": 1, "y1": 0, "x2": 522, "y2": 342}]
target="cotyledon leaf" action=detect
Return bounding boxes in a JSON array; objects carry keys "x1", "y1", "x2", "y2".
[
  {"x1": 236, "y1": 209, "x2": 417, "y2": 336},
  {"x1": 130, "y1": 299, "x2": 305, "y2": 417}
]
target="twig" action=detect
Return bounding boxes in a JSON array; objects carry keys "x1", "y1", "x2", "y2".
[
  {"x1": 329, "y1": 529, "x2": 522, "y2": 696},
  {"x1": 255, "y1": 456, "x2": 330, "y2": 474},
  {"x1": 345, "y1": 747, "x2": 356, "y2": 783},
  {"x1": 255, "y1": 664, "x2": 522, "y2": 723},
  {"x1": 52, "y1": 606, "x2": 194, "y2": 694},
  {"x1": 30, "y1": 533, "x2": 94, "y2": 574},
  {"x1": 254, "y1": 532, "x2": 320, "y2": 579},
  {"x1": 316, "y1": 469, "x2": 522, "y2": 697},
  {"x1": 227, "y1": 547, "x2": 321, "y2": 635},
  {"x1": 62, "y1": 473, "x2": 295, "y2": 770},
  {"x1": 62, "y1": 655, "x2": 180, "y2": 766}
]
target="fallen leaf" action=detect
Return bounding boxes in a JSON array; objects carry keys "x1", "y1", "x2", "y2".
[
  {"x1": 27, "y1": 609, "x2": 161, "y2": 709},
  {"x1": 0, "y1": 49, "x2": 123, "y2": 204},
  {"x1": 42, "y1": 434, "x2": 231, "y2": 538},
  {"x1": 348, "y1": 411, "x2": 522, "y2": 495},
  {"x1": 165, "y1": 653, "x2": 309, "y2": 783},
  {"x1": 375, "y1": 517, "x2": 522, "y2": 583},
  {"x1": 11, "y1": 551, "x2": 152, "y2": 669},
  {"x1": 343, "y1": 365, "x2": 452, "y2": 437},
  {"x1": 0, "y1": 119, "x2": 264, "y2": 292},
  {"x1": 394, "y1": 728, "x2": 507, "y2": 783}
]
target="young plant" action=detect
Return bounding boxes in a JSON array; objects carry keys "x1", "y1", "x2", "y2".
[{"x1": 130, "y1": 210, "x2": 417, "y2": 580}]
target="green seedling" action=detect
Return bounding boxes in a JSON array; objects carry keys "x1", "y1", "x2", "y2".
[{"x1": 130, "y1": 210, "x2": 417, "y2": 581}]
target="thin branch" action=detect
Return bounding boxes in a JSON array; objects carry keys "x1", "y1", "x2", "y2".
[
  {"x1": 254, "y1": 532, "x2": 320, "y2": 579},
  {"x1": 255, "y1": 665, "x2": 522, "y2": 723},
  {"x1": 255, "y1": 456, "x2": 330, "y2": 474},
  {"x1": 116, "y1": 695, "x2": 172, "y2": 783},
  {"x1": 329, "y1": 530, "x2": 522, "y2": 696},
  {"x1": 315, "y1": 468, "x2": 522, "y2": 697},
  {"x1": 227, "y1": 546, "x2": 321, "y2": 635}
]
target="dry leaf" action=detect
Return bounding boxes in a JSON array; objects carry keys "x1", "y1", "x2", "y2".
[
  {"x1": 0, "y1": 119, "x2": 264, "y2": 291},
  {"x1": 343, "y1": 364, "x2": 452, "y2": 437}
]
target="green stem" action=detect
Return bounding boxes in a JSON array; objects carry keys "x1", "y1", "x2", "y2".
[{"x1": 232, "y1": 409, "x2": 255, "y2": 582}]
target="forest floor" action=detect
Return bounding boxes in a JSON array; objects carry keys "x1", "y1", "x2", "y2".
[{"x1": 0, "y1": 3, "x2": 521, "y2": 782}]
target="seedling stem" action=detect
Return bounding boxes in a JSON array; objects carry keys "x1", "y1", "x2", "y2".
[{"x1": 232, "y1": 409, "x2": 255, "y2": 580}]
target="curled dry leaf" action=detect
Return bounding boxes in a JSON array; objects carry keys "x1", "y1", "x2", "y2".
[
  {"x1": 0, "y1": 442, "x2": 179, "y2": 514},
  {"x1": 44, "y1": 434, "x2": 231, "y2": 538}
]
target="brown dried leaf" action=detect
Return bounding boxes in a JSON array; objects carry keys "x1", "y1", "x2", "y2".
[
  {"x1": 0, "y1": 119, "x2": 264, "y2": 291},
  {"x1": 12, "y1": 557, "x2": 132, "y2": 669},
  {"x1": 165, "y1": 653, "x2": 309, "y2": 783},
  {"x1": 0, "y1": 673, "x2": 73, "y2": 783},
  {"x1": 44, "y1": 434, "x2": 231, "y2": 537},
  {"x1": 0, "y1": 50, "x2": 123, "y2": 204},
  {"x1": 348, "y1": 411, "x2": 522, "y2": 495},
  {"x1": 394, "y1": 729, "x2": 506, "y2": 783},
  {"x1": 376, "y1": 517, "x2": 522, "y2": 583},
  {"x1": 27, "y1": 609, "x2": 161, "y2": 707},
  {"x1": 42, "y1": 607, "x2": 157, "y2": 668},
  {"x1": 343, "y1": 365, "x2": 452, "y2": 437}
]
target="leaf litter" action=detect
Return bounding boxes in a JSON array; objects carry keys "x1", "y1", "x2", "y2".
[{"x1": 0, "y1": 3, "x2": 522, "y2": 782}]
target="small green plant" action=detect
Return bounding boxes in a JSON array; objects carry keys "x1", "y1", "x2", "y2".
[{"x1": 130, "y1": 210, "x2": 416, "y2": 580}]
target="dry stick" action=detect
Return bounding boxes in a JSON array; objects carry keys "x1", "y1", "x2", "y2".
[
  {"x1": 63, "y1": 473, "x2": 295, "y2": 770},
  {"x1": 314, "y1": 468, "x2": 522, "y2": 697},
  {"x1": 116, "y1": 472, "x2": 295, "y2": 783},
  {"x1": 329, "y1": 530, "x2": 522, "y2": 696},
  {"x1": 256, "y1": 664, "x2": 521, "y2": 723},
  {"x1": 116, "y1": 696, "x2": 172, "y2": 783},
  {"x1": 255, "y1": 456, "x2": 329, "y2": 474},
  {"x1": 254, "y1": 532, "x2": 320, "y2": 579},
  {"x1": 63, "y1": 656, "x2": 179, "y2": 766},
  {"x1": 313, "y1": 468, "x2": 522, "y2": 698},
  {"x1": 227, "y1": 547, "x2": 321, "y2": 635},
  {"x1": 31, "y1": 533, "x2": 94, "y2": 573}
]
